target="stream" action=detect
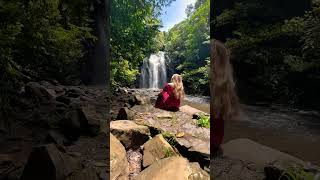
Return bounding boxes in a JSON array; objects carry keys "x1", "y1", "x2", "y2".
[{"x1": 128, "y1": 88, "x2": 320, "y2": 165}]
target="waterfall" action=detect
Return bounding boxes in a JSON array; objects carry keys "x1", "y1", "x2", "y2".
[{"x1": 140, "y1": 51, "x2": 167, "y2": 89}]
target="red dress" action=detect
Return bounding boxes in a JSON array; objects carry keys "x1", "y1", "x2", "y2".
[
  {"x1": 211, "y1": 116, "x2": 224, "y2": 153},
  {"x1": 155, "y1": 83, "x2": 180, "y2": 111}
]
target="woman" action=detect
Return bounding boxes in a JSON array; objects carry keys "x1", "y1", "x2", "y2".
[
  {"x1": 210, "y1": 39, "x2": 241, "y2": 157},
  {"x1": 155, "y1": 74, "x2": 185, "y2": 111}
]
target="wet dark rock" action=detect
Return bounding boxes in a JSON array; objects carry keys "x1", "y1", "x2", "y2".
[
  {"x1": 0, "y1": 154, "x2": 23, "y2": 180},
  {"x1": 67, "y1": 166, "x2": 99, "y2": 180},
  {"x1": 192, "y1": 112, "x2": 209, "y2": 120},
  {"x1": 81, "y1": 104, "x2": 102, "y2": 136},
  {"x1": 128, "y1": 95, "x2": 136, "y2": 107},
  {"x1": 62, "y1": 109, "x2": 85, "y2": 139},
  {"x1": 56, "y1": 95, "x2": 71, "y2": 105},
  {"x1": 21, "y1": 144, "x2": 81, "y2": 180},
  {"x1": 124, "y1": 103, "x2": 132, "y2": 108},
  {"x1": 66, "y1": 87, "x2": 83, "y2": 97},
  {"x1": 46, "y1": 130, "x2": 70, "y2": 146},
  {"x1": 211, "y1": 157, "x2": 265, "y2": 180},
  {"x1": 55, "y1": 101, "x2": 68, "y2": 114},
  {"x1": 117, "y1": 107, "x2": 136, "y2": 120},
  {"x1": 25, "y1": 82, "x2": 56, "y2": 101},
  {"x1": 62, "y1": 104, "x2": 102, "y2": 139},
  {"x1": 134, "y1": 94, "x2": 150, "y2": 105}
]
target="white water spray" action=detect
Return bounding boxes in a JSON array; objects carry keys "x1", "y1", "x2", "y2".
[{"x1": 140, "y1": 51, "x2": 167, "y2": 88}]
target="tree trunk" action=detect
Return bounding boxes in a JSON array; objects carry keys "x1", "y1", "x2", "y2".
[{"x1": 90, "y1": 0, "x2": 110, "y2": 85}]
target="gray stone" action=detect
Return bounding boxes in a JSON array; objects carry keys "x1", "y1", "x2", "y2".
[
  {"x1": 117, "y1": 107, "x2": 137, "y2": 120},
  {"x1": 21, "y1": 144, "x2": 81, "y2": 180},
  {"x1": 25, "y1": 82, "x2": 56, "y2": 101},
  {"x1": 67, "y1": 166, "x2": 98, "y2": 180},
  {"x1": 222, "y1": 139, "x2": 306, "y2": 168},
  {"x1": 110, "y1": 134, "x2": 129, "y2": 180},
  {"x1": 133, "y1": 157, "x2": 209, "y2": 180},
  {"x1": 111, "y1": 120, "x2": 150, "y2": 149},
  {"x1": 142, "y1": 134, "x2": 177, "y2": 167}
]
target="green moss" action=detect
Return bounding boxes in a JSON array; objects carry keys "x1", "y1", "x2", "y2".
[
  {"x1": 280, "y1": 165, "x2": 315, "y2": 180},
  {"x1": 163, "y1": 147, "x2": 175, "y2": 158},
  {"x1": 197, "y1": 114, "x2": 210, "y2": 128}
]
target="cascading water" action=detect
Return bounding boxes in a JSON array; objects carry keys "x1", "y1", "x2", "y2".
[{"x1": 140, "y1": 51, "x2": 167, "y2": 89}]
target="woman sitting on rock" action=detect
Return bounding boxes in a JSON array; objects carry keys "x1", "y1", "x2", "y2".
[{"x1": 155, "y1": 74, "x2": 185, "y2": 111}]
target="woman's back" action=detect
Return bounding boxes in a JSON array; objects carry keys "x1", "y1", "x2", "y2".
[{"x1": 155, "y1": 74, "x2": 184, "y2": 111}]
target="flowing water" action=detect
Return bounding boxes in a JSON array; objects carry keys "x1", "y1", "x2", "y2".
[
  {"x1": 140, "y1": 51, "x2": 167, "y2": 89},
  {"x1": 127, "y1": 88, "x2": 320, "y2": 165}
]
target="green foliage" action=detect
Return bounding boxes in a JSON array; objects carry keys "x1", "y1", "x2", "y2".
[
  {"x1": 212, "y1": 0, "x2": 320, "y2": 108},
  {"x1": 111, "y1": 60, "x2": 139, "y2": 87},
  {"x1": 161, "y1": 131, "x2": 178, "y2": 147},
  {"x1": 0, "y1": 0, "x2": 96, "y2": 113},
  {"x1": 0, "y1": 0, "x2": 95, "y2": 82},
  {"x1": 181, "y1": 58, "x2": 210, "y2": 94},
  {"x1": 17, "y1": 0, "x2": 94, "y2": 80},
  {"x1": 163, "y1": 147, "x2": 175, "y2": 158},
  {"x1": 111, "y1": 0, "x2": 173, "y2": 87},
  {"x1": 165, "y1": 0, "x2": 210, "y2": 95},
  {"x1": 280, "y1": 165, "x2": 315, "y2": 180},
  {"x1": 197, "y1": 114, "x2": 210, "y2": 128}
]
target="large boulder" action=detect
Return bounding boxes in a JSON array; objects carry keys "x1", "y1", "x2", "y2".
[
  {"x1": 134, "y1": 94, "x2": 151, "y2": 105},
  {"x1": 62, "y1": 109, "x2": 86, "y2": 139},
  {"x1": 20, "y1": 144, "x2": 81, "y2": 180},
  {"x1": 133, "y1": 156, "x2": 210, "y2": 180},
  {"x1": 0, "y1": 153, "x2": 23, "y2": 180},
  {"x1": 179, "y1": 105, "x2": 207, "y2": 117},
  {"x1": 46, "y1": 130, "x2": 70, "y2": 146},
  {"x1": 66, "y1": 166, "x2": 99, "y2": 180},
  {"x1": 110, "y1": 134, "x2": 129, "y2": 180},
  {"x1": 221, "y1": 138, "x2": 319, "y2": 179},
  {"x1": 222, "y1": 139, "x2": 306, "y2": 168},
  {"x1": 176, "y1": 136, "x2": 210, "y2": 168},
  {"x1": 117, "y1": 107, "x2": 137, "y2": 120},
  {"x1": 210, "y1": 156, "x2": 265, "y2": 180},
  {"x1": 142, "y1": 134, "x2": 177, "y2": 167},
  {"x1": 62, "y1": 104, "x2": 103, "y2": 139},
  {"x1": 25, "y1": 82, "x2": 56, "y2": 101},
  {"x1": 110, "y1": 120, "x2": 150, "y2": 149},
  {"x1": 81, "y1": 104, "x2": 102, "y2": 136}
]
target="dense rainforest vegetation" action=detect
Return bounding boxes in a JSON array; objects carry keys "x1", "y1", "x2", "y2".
[
  {"x1": 110, "y1": 0, "x2": 173, "y2": 87},
  {"x1": 1, "y1": 0, "x2": 319, "y2": 111},
  {"x1": 165, "y1": 0, "x2": 210, "y2": 95},
  {"x1": 0, "y1": 0, "x2": 172, "y2": 114},
  {"x1": 210, "y1": 0, "x2": 320, "y2": 109}
]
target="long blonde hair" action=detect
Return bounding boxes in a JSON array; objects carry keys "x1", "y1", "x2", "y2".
[
  {"x1": 210, "y1": 39, "x2": 240, "y2": 121},
  {"x1": 171, "y1": 74, "x2": 185, "y2": 100}
]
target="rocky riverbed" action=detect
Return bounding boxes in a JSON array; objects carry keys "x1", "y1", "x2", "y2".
[
  {"x1": 0, "y1": 81, "x2": 110, "y2": 180},
  {"x1": 1, "y1": 82, "x2": 319, "y2": 180},
  {"x1": 114, "y1": 88, "x2": 320, "y2": 180}
]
